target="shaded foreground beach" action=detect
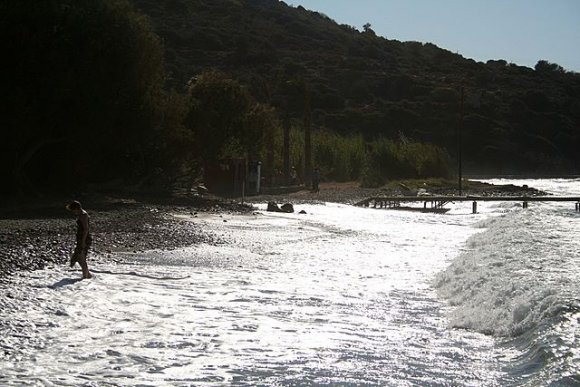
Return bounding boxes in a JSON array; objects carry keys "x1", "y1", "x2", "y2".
[
  {"x1": 0, "y1": 195, "x2": 249, "y2": 277},
  {"x1": 0, "y1": 180, "x2": 541, "y2": 278}
]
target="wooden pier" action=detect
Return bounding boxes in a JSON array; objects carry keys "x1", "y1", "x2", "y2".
[{"x1": 355, "y1": 195, "x2": 580, "y2": 214}]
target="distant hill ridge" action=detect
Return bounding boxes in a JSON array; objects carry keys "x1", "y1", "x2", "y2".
[{"x1": 131, "y1": 0, "x2": 580, "y2": 174}]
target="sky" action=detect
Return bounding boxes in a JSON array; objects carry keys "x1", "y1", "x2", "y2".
[{"x1": 287, "y1": 0, "x2": 580, "y2": 72}]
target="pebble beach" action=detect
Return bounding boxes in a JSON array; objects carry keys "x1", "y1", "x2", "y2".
[{"x1": 0, "y1": 180, "x2": 541, "y2": 278}]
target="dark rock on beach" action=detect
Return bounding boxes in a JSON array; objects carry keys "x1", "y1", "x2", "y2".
[
  {"x1": 266, "y1": 201, "x2": 281, "y2": 212},
  {"x1": 280, "y1": 203, "x2": 294, "y2": 213},
  {"x1": 266, "y1": 202, "x2": 295, "y2": 213}
]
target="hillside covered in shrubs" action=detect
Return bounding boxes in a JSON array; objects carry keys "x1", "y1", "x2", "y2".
[
  {"x1": 2, "y1": 0, "x2": 579, "y2": 195},
  {"x1": 131, "y1": 0, "x2": 580, "y2": 176}
]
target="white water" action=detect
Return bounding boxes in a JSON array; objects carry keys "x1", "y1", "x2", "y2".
[
  {"x1": 1, "y1": 179, "x2": 579, "y2": 386},
  {"x1": 436, "y1": 178, "x2": 580, "y2": 385}
]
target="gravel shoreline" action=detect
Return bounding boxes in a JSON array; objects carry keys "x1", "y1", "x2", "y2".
[
  {"x1": 0, "y1": 180, "x2": 542, "y2": 278},
  {"x1": 0, "y1": 195, "x2": 252, "y2": 278}
]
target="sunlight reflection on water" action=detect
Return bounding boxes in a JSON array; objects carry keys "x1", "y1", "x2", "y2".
[{"x1": 1, "y1": 202, "x2": 508, "y2": 386}]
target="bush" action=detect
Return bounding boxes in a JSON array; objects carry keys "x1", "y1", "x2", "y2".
[
  {"x1": 312, "y1": 132, "x2": 366, "y2": 181},
  {"x1": 360, "y1": 136, "x2": 450, "y2": 186}
]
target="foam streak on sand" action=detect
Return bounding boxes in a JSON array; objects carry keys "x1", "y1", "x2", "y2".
[{"x1": 0, "y1": 179, "x2": 579, "y2": 386}]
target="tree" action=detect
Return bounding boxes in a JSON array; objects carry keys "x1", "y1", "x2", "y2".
[
  {"x1": 185, "y1": 71, "x2": 251, "y2": 161},
  {"x1": 184, "y1": 71, "x2": 278, "y2": 163},
  {"x1": 534, "y1": 60, "x2": 565, "y2": 74},
  {"x1": 0, "y1": 0, "x2": 165, "y2": 193}
]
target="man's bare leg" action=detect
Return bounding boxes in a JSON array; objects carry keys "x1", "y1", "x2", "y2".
[{"x1": 78, "y1": 254, "x2": 92, "y2": 279}]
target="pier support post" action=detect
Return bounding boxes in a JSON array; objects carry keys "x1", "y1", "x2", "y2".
[
  {"x1": 472, "y1": 201, "x2": 477, "y2": 214},
  {"x1": 576, "y1": 202, "x2": 579, "y2": 212},
  {"x1": 523, "y1": 201, "x2": 528, "y2": 209}
]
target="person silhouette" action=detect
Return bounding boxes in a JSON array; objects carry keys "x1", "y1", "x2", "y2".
[
  {"x1": 66, "y1": 200, "x2": 92, "y2": 279},
  {"x1": 312, "y1": 167, "x2": 320, "y2": 193}
]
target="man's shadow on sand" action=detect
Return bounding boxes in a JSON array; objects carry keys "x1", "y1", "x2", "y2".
[{"x1": 49, "y1": 278, "x2": 83, "y2": 289}]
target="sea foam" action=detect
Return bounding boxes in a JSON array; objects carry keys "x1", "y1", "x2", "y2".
[{"x1": 436, "y1": 202, "x2": 578, "y2": 338}]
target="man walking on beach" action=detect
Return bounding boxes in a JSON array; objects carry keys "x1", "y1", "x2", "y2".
[
  {"x1": 66, "y1": 200, "x2": 92, "y2": 279},
  {"x1": 312, "y1": 167, "x2": 321, "y2": 193}
]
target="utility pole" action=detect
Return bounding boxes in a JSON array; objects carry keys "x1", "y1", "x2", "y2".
[
  {"x1": 458, "y1": 86, "x2": 464, "y2": 196},
  {"x1": 304, "y1": 94, "x2": 312, "y2": 187},
  {"x1": 283, "y1": 108, "x2": 290, "y2": 186}
]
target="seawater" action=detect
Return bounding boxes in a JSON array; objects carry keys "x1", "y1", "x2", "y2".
[
  {"x1": 0, "y1": 179, "x2": 578, "y2": 386},
  {"x1": 436, "y1": 178, "x2": 580, "y2": 386}
]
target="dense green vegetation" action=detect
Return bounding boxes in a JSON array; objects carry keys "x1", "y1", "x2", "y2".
[
  {"x1": 2, "y1": 0, "x2": 579, "y2": 195},
  {"x1": 129, "y1": 0, "x2": 580, "y2": 175},
  {"x1": 1, "y1": 0, "x2": 167, "y2": 193}
]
